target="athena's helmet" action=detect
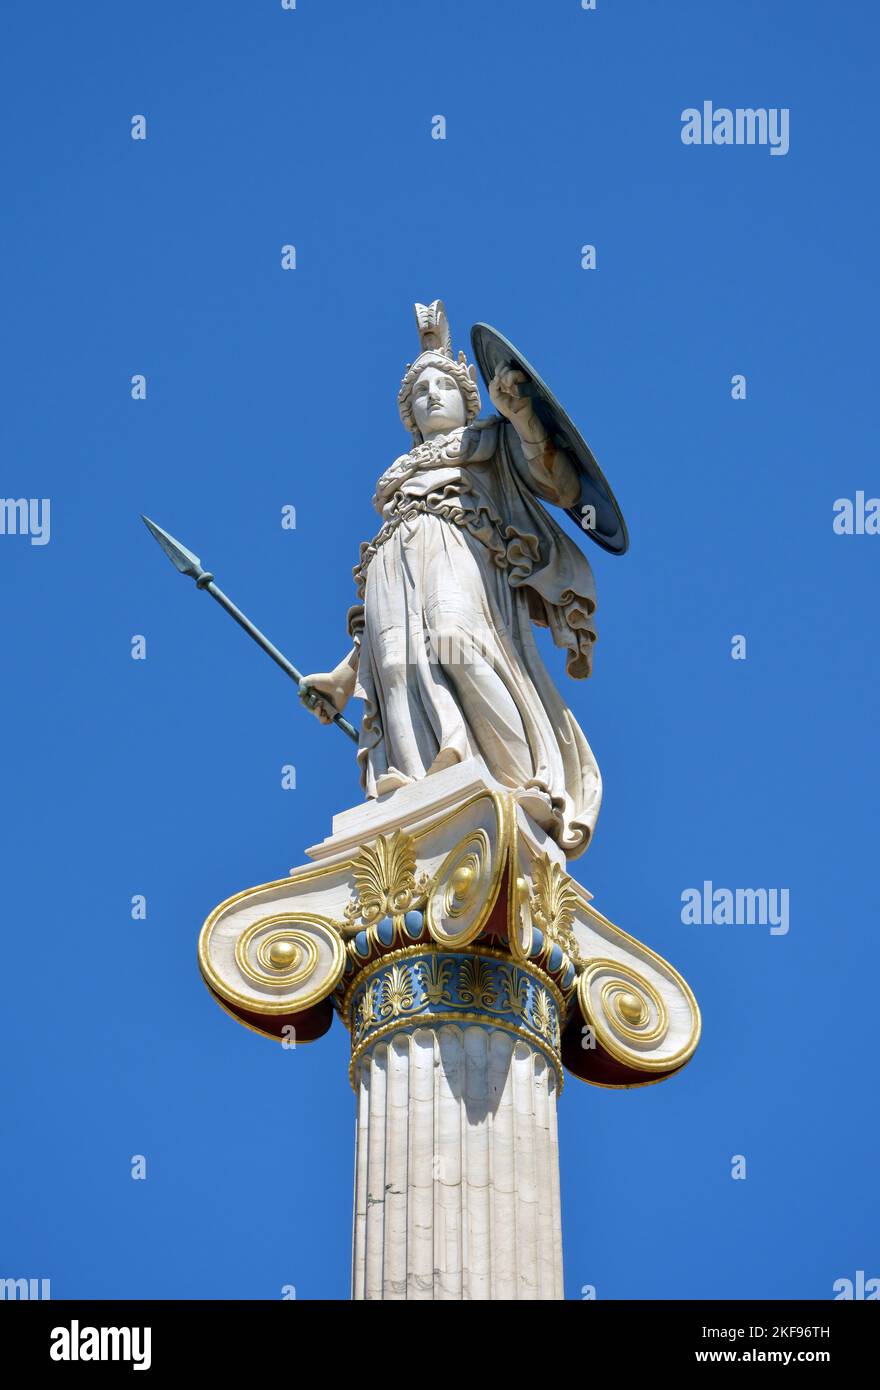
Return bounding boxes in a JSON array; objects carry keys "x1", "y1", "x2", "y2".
[{"x1": 398, "y1": 300, "x2": 482, "y2": 443}]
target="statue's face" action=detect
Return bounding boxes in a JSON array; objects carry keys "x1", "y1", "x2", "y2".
[{"x1": 411, "y1": 365, "x2": 467, "y2": 437}]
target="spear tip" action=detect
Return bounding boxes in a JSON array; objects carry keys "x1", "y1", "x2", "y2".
[{"x1": 142, "y1": 514, "x2": 204, "y2": 580}]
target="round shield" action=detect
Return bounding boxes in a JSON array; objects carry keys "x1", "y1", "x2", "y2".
[{"x1": 471, "y1": 322, "x2": 629, "y2": 555}]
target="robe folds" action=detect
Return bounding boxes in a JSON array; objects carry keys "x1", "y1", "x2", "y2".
[{"x1": 348, "y1": 420, "x2": 602, "y2": 857}]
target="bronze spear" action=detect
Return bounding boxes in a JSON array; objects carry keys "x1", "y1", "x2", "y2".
[{"x1": 142, "y1": 514, "x2": 359, "y2": 743}]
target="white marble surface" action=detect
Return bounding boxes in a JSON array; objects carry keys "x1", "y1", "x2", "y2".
[
  {"x1": 351, "y1": 1025, "x2": 564, "y2": 1301},
  {"x1": 299, "y1": 299, "x2": 602, "y2": 858},
  {"x1": 307, "y1": 754, "x2": 565, "y2": 869}
]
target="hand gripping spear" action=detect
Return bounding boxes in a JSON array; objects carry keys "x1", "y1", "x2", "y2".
[{"x1": 142, "y1": 515, "x2": 359, "y2": 743}]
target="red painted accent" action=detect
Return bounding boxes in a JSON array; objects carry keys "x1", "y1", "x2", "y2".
[
  {"x1": 208, "y1": 989, "x2": 334, "y2": 1044},
  {"x1": 560, "y1": 1011, "x2": 680, "y2": 1088},
  {"x1": 481, "y1": 868, "x2": 510, "y2": 940}
]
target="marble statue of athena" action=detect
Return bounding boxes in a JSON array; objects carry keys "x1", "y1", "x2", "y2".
[
  {"x1": 302, "y1": 300, "x2": 602, "y2": 858},
  {"x1": 196, "y1": 298, "x2": 699, "y2": 1303}
]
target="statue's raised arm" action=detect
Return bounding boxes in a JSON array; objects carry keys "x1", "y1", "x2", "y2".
[{"x1": 300, "y1": 300, "x2": 629, "y2": 859}]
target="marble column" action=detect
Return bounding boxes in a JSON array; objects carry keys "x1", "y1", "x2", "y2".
[{"x1": 351, "y1": 1024, "x2": 564, "y2": 1301}]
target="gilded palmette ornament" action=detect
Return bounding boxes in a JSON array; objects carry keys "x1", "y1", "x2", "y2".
[
  {"x1": 529, "y1": 852, "x2": 584, "y2": 965},
  {"x1": 343, "y1": 830, "x2": 430, "y2": 928}
]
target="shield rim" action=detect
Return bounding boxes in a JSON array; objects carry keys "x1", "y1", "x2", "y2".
[{"x1": 470, "y1": 321, "x2": 629, "y2": 556}]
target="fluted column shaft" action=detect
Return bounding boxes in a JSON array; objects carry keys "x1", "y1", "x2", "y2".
[{"x1": 351, "y1": 1024, "x2": 563, "y2": 1300}]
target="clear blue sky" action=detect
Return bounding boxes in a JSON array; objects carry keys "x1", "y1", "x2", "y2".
[{"x1": 2, "y1": 0, "x2": 877, "y2": 1300}]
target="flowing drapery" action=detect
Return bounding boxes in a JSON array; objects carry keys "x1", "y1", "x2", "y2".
[{"x1": 349, "y1": 423, "x2": 602, "y2": 857}]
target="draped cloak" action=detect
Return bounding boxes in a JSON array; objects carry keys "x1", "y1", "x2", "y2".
[{"x1": 348, "y1": 420, "x2": 602, "y2": 858}]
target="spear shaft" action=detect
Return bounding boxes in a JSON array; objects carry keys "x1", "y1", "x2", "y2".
[{"x1": 142, "y1": 515, "x2": 359, "y2": 743}]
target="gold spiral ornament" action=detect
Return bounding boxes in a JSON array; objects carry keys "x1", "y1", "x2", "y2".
[
  {"x1": 426, "y1": 828, "x2": 495, "y2": 947},
  {"x1": 199, "y1": 911, "x2": 345, "y2": 1015},
  {"x1": 614, "y1": 990, "x2": 646, "y2": 1026},
  {"x1": 577, "y1": 959, "x2": 673, "y2": 1068},
  {"x1": 507, "y1": 872, "x2": 534, "y2": 961},
  {"x1": 238, "y1": 922, "x2": 321, "y2": 987}
]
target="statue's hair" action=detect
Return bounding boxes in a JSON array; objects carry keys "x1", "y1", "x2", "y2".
[{"x1": 397, "y1": 300, "x2": 481, "y2": 440}]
